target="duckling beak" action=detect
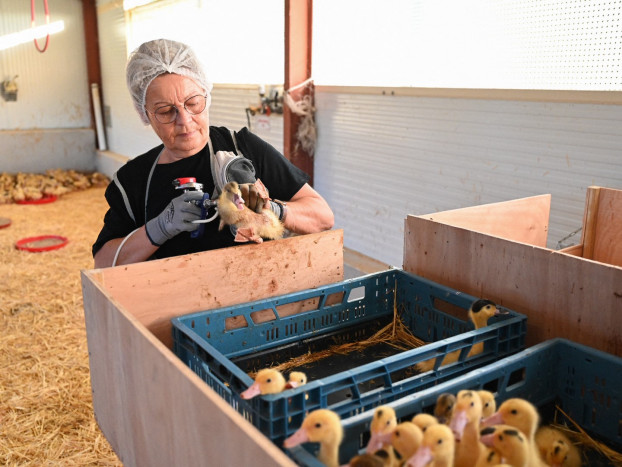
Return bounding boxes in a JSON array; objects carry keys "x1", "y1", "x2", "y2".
[
  {"x1": 365, "y1": 431, "x2": 393, "y2": 454},
  {"x1": 405, "y1": 445, "x2": 432, "y2": 467},
  {"x1": 283, "y1": 427, "x2": 309, "y2": 448},
  {"x1": 240, "y1": 382, "x2": 261, "y2": 399},
  {"x1": 494, "y1": 306, "x2": 510, "y2": 316},
  {"x1": 285, "y1": 381, "x2": 299, "y2": 389},
  {"x1": 233, "y1": 193, "x2": 245, "y2": 210},
  {"x1": 481, "y1": 411, "x2": 504, "y2": 428},
  {"x1": 480, "y1": 432, "x2": 495, "y2": 447},
  {"x1": 449, "y1": 410, "x2": 468, "y2": 441}
]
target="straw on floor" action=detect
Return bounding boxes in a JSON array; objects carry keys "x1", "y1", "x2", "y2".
[{"x1": 0, "y1": 185, "x2": 122, "y2": 466}]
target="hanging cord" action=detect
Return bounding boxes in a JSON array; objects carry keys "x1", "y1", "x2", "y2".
[
  {"x1": 31, "y1": 0, "x2": 50, "y2": 53},
  {"x1": 284, "y1": 78, "x2": 316, "y2": 157},
  {"x1": 112, "y1": 228, "x2": 140, "y2": 267}
]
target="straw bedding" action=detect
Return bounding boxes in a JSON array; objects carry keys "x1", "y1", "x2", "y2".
[{"x1": 0, "y1": 185, "x2": 122, "y2": 466}]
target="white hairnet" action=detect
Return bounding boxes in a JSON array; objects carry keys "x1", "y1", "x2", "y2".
[{"x1": 126, "y1": 39, "x2": 213, "y2": 125}]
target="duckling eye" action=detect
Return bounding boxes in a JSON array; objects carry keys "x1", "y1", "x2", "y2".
[
  {"x1": 386, "y1": 420, "x2": 391, "y2": 426},
  {"x1": 314, "y1": 422, "x2": 322, "y2": 429},
  {"x1": 437, "y1": 438, "x2": 443, "y2": 445},
  {"x1": 470, "y1": 401, "x2": 475, "y2": 407},
  {"x1": 511, "y1": 409, "x2": 518, "y2": 415},
  {"x1": 266, "y1": 378, "x2": 272, "y2": 383}
]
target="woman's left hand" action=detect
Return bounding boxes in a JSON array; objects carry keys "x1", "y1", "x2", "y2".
[{"x1": 238, "y1": 183, "x2": 264, "y2": 212}]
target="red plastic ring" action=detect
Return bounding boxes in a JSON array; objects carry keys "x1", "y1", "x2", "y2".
[
  {"x1": 16, "y1": 195, "x2": 57, "y2": 205},
  {"x1": 16, "y1": 235, "x2": 68, "y2": 252},
  {"x1": 0, "y1": 217, "x2": 11, "y2": 229}
]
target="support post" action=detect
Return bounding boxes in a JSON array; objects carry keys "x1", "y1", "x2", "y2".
[{"x1": 284, "y1": 0, "x2": 314, "y2": 185}]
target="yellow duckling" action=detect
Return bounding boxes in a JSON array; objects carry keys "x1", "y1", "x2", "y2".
[
  {"x1": 240, "y1": 368, "x2": 286, "y2": 399},
  {"x1": 405, "y1": 423, "x2": 455, "y2": 467},
  {"x1": 365, "y1": 405, "x2": 398, "y2": 454},
  {"x1": 434, "y1": 393, "x2": 456, "y2": 424},
  {"x1": 481, "y1": 398, "x2": 547, "y2": 467},
  {"x1": 286, "y1": 371, "x2": 308, "y2": 389},
  {"x1": 389, "y1": 421, "x2": 424, "y2": 463},
  {"x1": 478, "y1": 424, "x2": 530, "y2": 467},
  {"x1": 284, "y1": 409, "x2": 343, "y2": 467},
  {"x1": 535, "y1": 425, "x2": 582, "y2": 467},
  {"x1": 417, "y1": 299, "x2": 506, "y2": 372},
  {"x1": 449, "y1": 390, "x2": 486, "y2": 467},
  {"x1": 478, "y1": 390, "x2": 497, "y2": 419},
  {"x1": 217, "y1": 181, "x2": 284, "y2": 243},
  {"x1": 412, "y1": 413, "x2": 439, "y2": 432}
]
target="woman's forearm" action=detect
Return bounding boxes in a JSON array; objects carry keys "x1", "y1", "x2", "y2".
[
  {"x1": 93, "y1": 226, "x2": 159, "y2": 268},
  {"x1": 283, "y1": 184, "x2": 334, "y2": 235}
]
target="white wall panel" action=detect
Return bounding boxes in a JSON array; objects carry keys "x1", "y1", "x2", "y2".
[
  {"x1": 96, "y1": 1, "x2": 159, "y2": 158},
  {"x1": 0, "y1": 0, "x2": 90, "y2": 129},
  {"x1": 210, "y1": 86, "x2": 283, "y2": 153},
  {"x1": 314, "y1": 90, "x2": 622, "y2": 267}
]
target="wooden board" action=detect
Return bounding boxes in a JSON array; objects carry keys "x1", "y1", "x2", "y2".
[
  {"x1": 581, "y1": 186, "x2": 622, "y2": 267},
  {"x1": 419, "y1": 194, "x2": 551, "y2": 247},
  {"x1": 403, "y1": 216, "x2": 622, "y2": 356},
  {"x1": 98, "y1": 230, "x2": 344, "y2": 348},
  {"x1": 81, "y1": 230, "x2": 344, "y2": 466}
]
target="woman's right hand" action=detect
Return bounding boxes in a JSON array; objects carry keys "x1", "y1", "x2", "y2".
[{"x1": 145, "y1": 191, "x2": 204, "y2": 245}]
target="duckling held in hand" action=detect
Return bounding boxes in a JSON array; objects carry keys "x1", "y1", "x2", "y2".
[
  {"x1": 535, "y1": 425, "x2": 581, "y2": 467},
  {"x1": 481, "y1": 398, "x2": 546, "y2": 467},
  {"x1": 405, "y1": 423, "x2": 455, "y2": 467},
  {"x1": 286, "y1": 371, "x2": 308, "y2": 389},
  {"x1": 417, "y1": 299, "x2": 506, "y2": 372},
  {"x1": 434, "y1": 393, "x2": 456, "y2": 424},
  {"x1": 217, "y1": 181, "x2": 284, "y2": 243},
  {"x1": 284, "y1": 409, "x2": 343, "y2": 467},
  {"x1": 240, "y1": 368, "x2": 286, "y2": 399}
]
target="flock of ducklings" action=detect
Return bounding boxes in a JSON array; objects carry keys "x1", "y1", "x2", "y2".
[
  {"x1": 282, "y1": 390, "x2": 582, "y2": 467},
  {"x1": 238, "y1": 299, "x2": 583, "y2": 466},
  {"x1": 0, "y1": 169, "x2": 109, "y2": 204}
]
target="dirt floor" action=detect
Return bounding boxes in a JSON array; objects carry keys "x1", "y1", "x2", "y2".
[{"x1": 0, "y1": 187, "x2": 122, "y2": 466}]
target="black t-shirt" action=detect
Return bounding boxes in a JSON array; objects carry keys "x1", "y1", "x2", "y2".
[{"x1": 92, "y1": 126, "x2": 309, "y2": 259}]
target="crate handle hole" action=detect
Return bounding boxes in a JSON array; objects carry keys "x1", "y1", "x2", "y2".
[{"x1": 347, "y1": 286, "x2": 365, "y2": 302}]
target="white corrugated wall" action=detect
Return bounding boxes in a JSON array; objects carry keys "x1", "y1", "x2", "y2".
[{"x1": 314, "y1": 90, "x2": 622, "y2": 266}]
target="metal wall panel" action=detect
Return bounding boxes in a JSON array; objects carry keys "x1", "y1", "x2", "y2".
[
  {"x1": 0, "y1": 0, "x2": 90, "y2": 129},
  {"x1": 314, "y1": 91, "x2": 622, "y2": 267}
]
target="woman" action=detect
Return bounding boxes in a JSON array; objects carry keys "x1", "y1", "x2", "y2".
[{"x1": 92, "y1": 39, "x2": 333, "y2": 268}]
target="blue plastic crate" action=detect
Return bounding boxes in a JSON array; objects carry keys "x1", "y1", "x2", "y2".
[
  {"x1": 288, "y1": 338, "x2": 622, "y2": 466},
  {"x1": 171, "y1": 269, "x2": 526, "y2": 445}
]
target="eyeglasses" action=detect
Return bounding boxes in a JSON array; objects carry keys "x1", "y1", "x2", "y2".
[{"x1": 147, "y1": 94, "x2": 208, "y2": 124}]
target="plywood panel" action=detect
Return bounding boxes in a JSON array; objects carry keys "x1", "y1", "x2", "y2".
[
  {"x1": 97, "y1": 230, "x2": 344, "y2": 347},
  {"x1": 419, "y1": 194, "x2": 550, "y2": 247},
  {"x1": 81, "y1": 274, "x2": 295, "y2": 467},
  {"x1": 586, "y1": 187, "x2": 622, "y2": 267},
  {"x1": 403, "y1": 215, "x2": 622, "y2": 356},
  {"x1": 82, "y1": 229, "x2": 344, "y2": 466}
]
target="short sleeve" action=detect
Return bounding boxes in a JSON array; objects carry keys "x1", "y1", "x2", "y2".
[{"x1": 91, "y1": 180, "x2": 139, "y2": 257}]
